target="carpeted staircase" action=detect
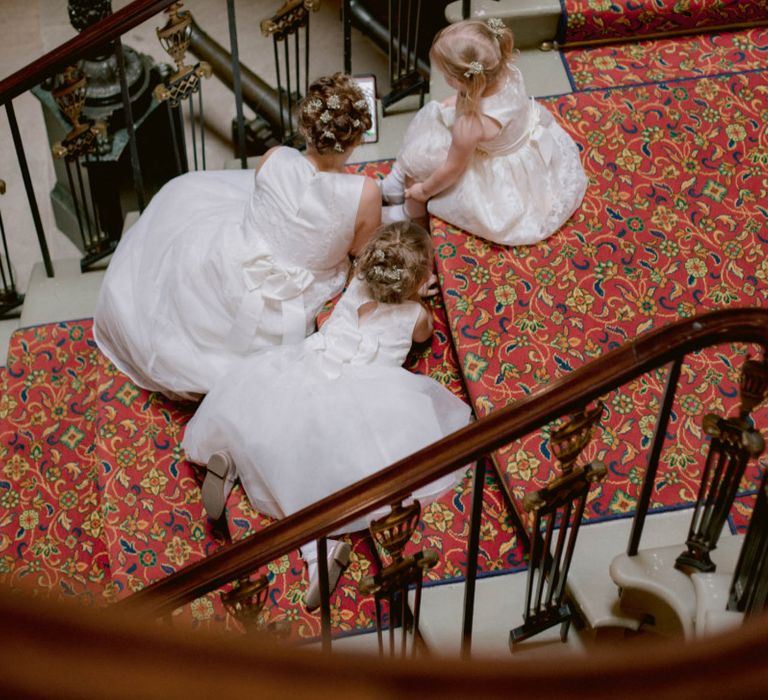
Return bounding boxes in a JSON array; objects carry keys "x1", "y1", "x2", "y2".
[
  {"x1": 2, "y1": 5, "x2": 767, "y2": 646},
  {"x1": 559, "y1": 0, "x2": 768, "y2": 45}
]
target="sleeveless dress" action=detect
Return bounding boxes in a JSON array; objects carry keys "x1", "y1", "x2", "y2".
[
  {"x1": 182, "y1": 276, "x2": 473, "y2": 531},
  {"x1": 94, "y1": 147, "x2": 366, "y2": 399},
  {"x1": 397, "y1": 65, "x2": 588, "y2": 246}
]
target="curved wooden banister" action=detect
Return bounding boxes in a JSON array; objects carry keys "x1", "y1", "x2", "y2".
[
  {"x1": 123, "y1": 307, "x2": 768, "y2": 616},
  {"x1": 0, "y1": 0, "x2": 175, "y2": 104}
]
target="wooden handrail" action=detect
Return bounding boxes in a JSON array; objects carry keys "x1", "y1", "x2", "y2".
[
  {"x1": 0, "y1": 0, "x2": 175, "y2": 105},
  {"x1": 123, "y1": 307, "x2": 768, "y2": 616}
]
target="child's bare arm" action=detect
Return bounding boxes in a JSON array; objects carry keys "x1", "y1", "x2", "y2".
[
  {"x1": 405, "y1": 115, "x2": 484, "y2": 202},
  {"x1": 412, "y1": 303, "x2": 434, "y2": 344},
  {"x1": 350, "y1": 177, "x2": 383, "y2": 256}
]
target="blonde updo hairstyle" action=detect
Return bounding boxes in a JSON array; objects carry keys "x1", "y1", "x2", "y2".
[
  {"x1": 356, "y1": 221, "x2": 433, "y2": 305},
  {"x1": 429, "y1": 19, "x2": 515, "y2": 118},
  {"x1": 297, "y1": 73, "x2": 372, "y2": 155}
]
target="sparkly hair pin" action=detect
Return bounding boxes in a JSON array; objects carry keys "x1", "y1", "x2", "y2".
[
  {"x1": 321, "y1": 129, "x2": 335, "y2": 140},
  {"x1": 353, "y1": 98, "x2": 368, "y2": 111},
  {"x1": 487, "y1": 17, "x2": 506, "y2": 37},
  {"x1": 463, "y1": 61, "x2": 484, "y2": 78},
  {"x1": 334, "y1": 143, "x2": 345, "y2": 153},
  {"x1": 327, "y1": 94, "x2": 342, "y2": 109},
  {"x1": 372, "y1": 249, "x2": 386, "y2": 262},
  {"x1": 304, "y1": 97, "x2": 323, "y2": 113},
  {"x1": 319, "y1": 110, "x2": 333, "y2": 124}
]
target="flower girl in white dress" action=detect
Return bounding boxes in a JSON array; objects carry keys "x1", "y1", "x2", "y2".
[
  {"x1": 383, "y1": 18, "x2": 588, "y2": 246},
  {"x1": 182, "y1": 221, "x2": 472, "y2": 608}
]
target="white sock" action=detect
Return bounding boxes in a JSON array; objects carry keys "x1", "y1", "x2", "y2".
[
  {"x1": 380, "y1": 162, "x2": 406, "y2": 204},
  {"x1": 382, "y1": 203, "x2": 410, "y2": 225},
  {"x1": 300, "y1": 538, "x2": 343, "y2": 582}
]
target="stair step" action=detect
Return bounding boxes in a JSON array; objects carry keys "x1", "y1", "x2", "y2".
[
  {"x1": 19, "y1": 258, "x2": 105, "y2": 328},
  {"x1": 410, "y1": 573, "x2": 589, "y2": 658},
  {"x1": 445, "y1": 0, "x2": 562, "y2": 49}
]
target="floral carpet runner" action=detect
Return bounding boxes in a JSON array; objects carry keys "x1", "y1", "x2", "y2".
[
  {"x1": 0, "y1": 218, "x2": 525, "y2": 639},
  {"x1": 560, "y1": 0, "x2": 768, "y2": 45},
  {"x1": 3, "y1": 27, "x2": 767, "y2": 642},
  {"x1": 433, "y1": 48, "x2": 768, "y2": 530},
  {"x1": 563, "y1": 25, "x2": 768, "y2": 91}
]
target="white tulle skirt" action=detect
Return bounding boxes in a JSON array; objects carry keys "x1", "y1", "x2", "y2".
[{"x1": 182, "y1": 342, "x2": 473, "y2": 532}]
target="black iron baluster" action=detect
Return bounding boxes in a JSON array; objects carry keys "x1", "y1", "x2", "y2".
[
  {"x1": 166, "y1": 102, "x2": 184, "y2": 175},
  {"x1": 198, "y1": 88, "x2": 207, "y2": 171},
  {"x1": 343, "y1": 0, "x2": 352, "y2": 74},
  {"x1": 188, "y1": 95, "x2": 198, "y2": 171},
  {"x1": 461, "y1": 456, "x2": 486, "y2": 658},
  {"x1": 226, "y1": 0, "x2": 247, "y2": 169},
  {"x1": 273, "y1": 38, "x2": 286, "y2": 139},
  {"x1": 5, "y1": 101, "x2": 54, "y2": 278},
  {"x1": 317, "y1": 536, "x2": 331, "y2": 652},
  {"x1": 114, "y1": 39, "x2": 145, "y2": 212},
  {"x1": 283, "y1": 38, "x2": 292, "y2": 140},
  {"x1": 462, "y1": 0, "x2": 471, "y2": 19},
  {"x1": 73, "y1": 159, "x2": 94, "y2": 248},
  {"x1": 627, "y1": 358, "x2": 683, "y2": 555}
]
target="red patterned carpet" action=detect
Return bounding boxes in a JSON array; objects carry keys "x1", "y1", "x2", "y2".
[
  {"x1": 433, "y1": 63, "x2": 768, "y2": 528},
  {"x1": 564, "y1": 25, "x2": 768, "y2": 90},
  {"x1": 0, "y1": 288, "x2": 524, "y2": 639},
  {"x1": 3, "y1": 25, "x2": 768, "y2": 641},
  {"x1": 560, "y1": 0, "x2": 768, "y2": 45}
]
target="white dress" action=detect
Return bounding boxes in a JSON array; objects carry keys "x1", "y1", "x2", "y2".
[
  {"x1": 94, "y1": 147, "x2": 366, "y2": 399},
  {"x1": 397, "y1": 65, "x2": 588, "y2": 246},
  {"x1": 182, "y1": 276, "x2": 473, "y2": 531}
]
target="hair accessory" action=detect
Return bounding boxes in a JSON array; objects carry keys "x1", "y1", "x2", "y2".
[
  {"x1": 487, "y1": 17, "x2": 506, "y2": 37},
  {"x1": 463, "y1": 61, "x2": 484, "y2": 78},
  {"x1": 321, "y1": 129, "x2": 335, "y2": 141},
  {"x1": 305, "y1": 97, "x2": 323, "y2": 113},
  {"x1": 352, "y1": 119, "x2": 361, "y2": 128},
  {"x1": 372, "y1": 265, "x2": 403, "y2": 282},
  {"x1": 372, "y1": 249, "x2": 386, "y2": 261},
  {"x1": 327, "y1": 94, "x2": 342, "y2": 109},
  {"x1": 334, "y1": 143, "x2": 345, "y2": 153},
  {"x1": 320, "y1": 110, "x2": 333, "y2": 124},
  {"x1": 354, "y1": 98, "x2": 368, "y2": 110}
]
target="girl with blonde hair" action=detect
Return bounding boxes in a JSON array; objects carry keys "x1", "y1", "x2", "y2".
[
  {"x1": 183, "y1": 221, "x2": 472, "y2": 609},
  {"x1": 383, "y1": 19, "x2": 588, "y2": 246}
]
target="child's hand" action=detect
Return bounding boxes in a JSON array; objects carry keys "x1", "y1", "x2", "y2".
[
  {"x1": 418, "y1": 273, "x2": 439, "y2": 297},
  {"x1": 405, "y1": 182, "x2": 429, "y2": 203}
]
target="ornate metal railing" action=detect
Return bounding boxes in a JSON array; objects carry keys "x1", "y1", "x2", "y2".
[
  {"x1": 121, "y1": 308, "x2": 768, "y2": 655},
  {"x1": 0, "y1": 0, "x2": 310, "y2": 280}
]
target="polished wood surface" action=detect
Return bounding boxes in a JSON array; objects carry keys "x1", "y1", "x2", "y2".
[
  {"x1": 3, "y1": 586, "x2": 768, "y2": 699},
  {"x1": 122, "y1": 308, "x2": 768, "y2": 616}
]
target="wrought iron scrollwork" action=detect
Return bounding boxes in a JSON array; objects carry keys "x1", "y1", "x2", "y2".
[
  {"x1": 511, "y1": 402, "x2": 607, "y2": 648},
  {"x1": 50, "y1": 66, "x2": 109, "y2": 161},
  {"x1": 221, "y1": 573, "x2": 290, "y2": 638},
  {"x1": 154, "y1": 2, "x2": 212, "y2": 107},
  {"x1": 260, "y1": 0, "x2": 320, "y2": 40},
  {"x1": 359, "y1": 500, "x2": 438, "y2": 657},
  {"x1": 675, "y1": 356, "x2": 768, "y2": 572}
]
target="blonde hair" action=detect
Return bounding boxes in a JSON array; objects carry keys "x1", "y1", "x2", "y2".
[
  {"x1": 429, "y1": 19, "x2": 515, "y2": 118},
  {"x1": 297, "y1": 73, "x2": 372, "y2": 154},
  {"x1": 355, "y1": 221, "x2": 433, "y2": 304}
]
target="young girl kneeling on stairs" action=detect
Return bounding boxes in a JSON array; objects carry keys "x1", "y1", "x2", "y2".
[
  {"x1": 182, "y1": 221, "x2": 472, "y2": 610},
  {"x1": 382, "y1": 18, "x2": 588, "y2": 246}
]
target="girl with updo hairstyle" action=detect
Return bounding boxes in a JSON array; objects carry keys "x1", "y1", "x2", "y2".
[
  {"x1": 355, "y1": 220, "x2": 433, "y2": 306},
  {"x1": 95, "y1": 72, "x2": 381, "y2": 402},
  {"x1": 183, "y1": 220, "x2": 471, "y2": 610},
  {"x1": 380, "y1": 18, "x2": 588, "y2": 248},
  {"x1": 297, "y1": 72, "x2": 373, "y2": 155}
]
